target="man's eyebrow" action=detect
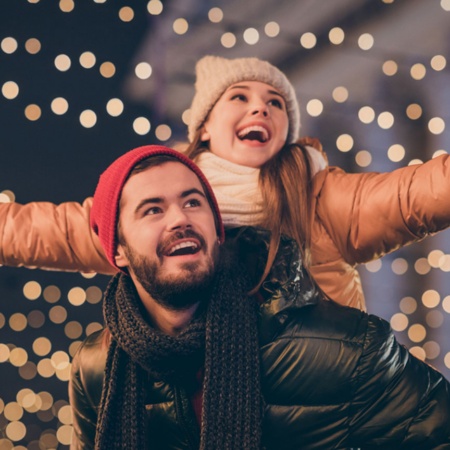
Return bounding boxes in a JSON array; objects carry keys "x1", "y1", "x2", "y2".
[
  {"x1": 228, "y1": 85, "x2": 284, "y2": 98},
  {"x1": 134, "y1": 197, "x2": 163, "y2": 214},
  {"x1": 180, "y1": 188, "x2": 206, "y2": 199},
  {"x1": 133, "y1": 188, "x2": 206, "y2": 214}
]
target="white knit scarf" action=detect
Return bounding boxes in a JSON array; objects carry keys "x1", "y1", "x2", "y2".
[{"x1": 195, "y1": 148, "x2": 327, "y2": 228}]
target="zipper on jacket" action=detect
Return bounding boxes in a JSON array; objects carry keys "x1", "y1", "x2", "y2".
[{"x1": 174, "y1": 386, "x2": 200, "y2": 450}]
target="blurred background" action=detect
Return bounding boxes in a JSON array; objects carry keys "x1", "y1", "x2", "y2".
[{"x1": 0, "y1": 0, "x2": 449, "y2": 448}]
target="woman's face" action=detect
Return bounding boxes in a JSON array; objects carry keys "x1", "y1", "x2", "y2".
[{"x1": 201, "y1": 81, "x2": 289, "y2": 168}]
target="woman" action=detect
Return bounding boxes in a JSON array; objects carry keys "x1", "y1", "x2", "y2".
[{"x1": 1, "y1": 55, "x2": 449, "y2": 310}]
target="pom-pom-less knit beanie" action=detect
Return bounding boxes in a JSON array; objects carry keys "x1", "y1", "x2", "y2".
[
  {"x1": 90, "y1": 145, "x2": 225, "y2": 270},
  {"x1": 188, "y1": 55, "x2": 300, "y2": 143}
]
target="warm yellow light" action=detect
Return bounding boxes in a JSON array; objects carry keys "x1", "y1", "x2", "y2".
[
  {"x1": 119, "y1": 6, "x2": 134, "y2": 22},
  {"x1": 406, "y1": 103, "x2": 422, "y2": 120},
  {"x1": 23, "y1": 281, "x2": 42, "y2": 300},
  {"x1": 422, "y1": 289, "x2": 440, "y2": 308},
  {"x1": 79, "y1": 110, "x2": 97, "y2": 128},
  {"x1": 55, "y1": 54, "x2": 71, "y2": 71},
  {"x1": 59, "y1": 0, "x2": 75, "y2": 13},
  {"x1": 336, "y1": 134, "x2": 354, "y2": 152},
  {"x1": 173, "y1": 18, "x2": 189, "y2": 35},
  {"x1": 414, "y1": 257, "x2": 431, "y2": 274},
  {"x1": 147, "y1": 0, "x2": 163, "y2": 15},
  {"x1": 306, "y1": 99, "x2": 323, "y2": 117},
  {"x1": 133, "y1": 117, "x2": 151, "y2": 135},
  {"x1": 382, "y1": 60, "x2": 398, "y2": 76},
  {"x1": 265, "y1": 21, "x2": 280, "y2": 37},
  {"x1": 358, "y1": 106, "x2": 375, "y2": 124},
  {"x1": 364, "y1": 259, "x2": 382, "y2": 273},
  {"x1": 431, "y1": 54, "x2": 447, "y2": 71},
  {"x1": 33, "y1": 337, "x2": 52, "y2": 357},
  {"x1": 135, "y1": 62, "x2": 152, "y2": 80},
  {"x1": 355, "y1": 150, "x2": 372, "y2": 168},
  {"x1": 410, "y1": 63, "x2": 426, "y2": 80},
  {"x1": 390, "y1": 313, "x2": 408, "y2": 332},
  {"x1": 408, "y1": 324, "x2": 427, "y2": 343},
  {"x1": 391, "y1": 258, "x2": 408, "y2": 275},
  {"x1": 221, "y1": 32, "x2": 236, "y2": 48},
  {"x1": 208, "y1": 7, "x2": 223, "y2": 23},
  {"x1": 428, "y1": 117, "x2": 445, "y2": 135},
  {"x1": 100, "y1": 61, "x2": 116, "y2": 78},
  {"x1": 25, "y1": 104, "x2": 42, "y2": 121},
  {"x1": 332, "y1": 86, "x2": 348, "y2": 103},
  {"x1": 329, "y1": 27, "x2": 344, "y2": 45},
  {"x1": 106, "y1": 98, "x2": 124, "y2": 117},
  {"x1": 43, "y1": 285, "x2": 61, "y2": 303},
  {"x1": 155, "y1": 124, "x2": 172, "y2": 141},
  {"x1": 49, "y1": 305, "x2": 68, "y2": 324},
  {"x1": 300, "y1": 32, "x2": 316, "y2": 49},
  {"x1": 51, "y1": 97, "x2": 69, "y2": 115},
  {"x1": 377, "y1": 111, "x2": 394, "y2": 129},
  {"x1": 358, "y1": 33, "x2": 374, "y2": 50},
  {"x1": 399, "y1": 296, "x2": 417, "y2": 314},
  {"x1": 9, "y1": 313, "x2": 27, "y2": 332},
  {"x1": 79, "y1": 51, "x2": 96, "y2": 69},
  {"x1": 25, "y1": 38, "x2": 41, "y2": 54},
  {"x1": 243, "y1": 28, "x2": 259, "y2": 45},
  {"x1": 423, "y1": 341, "x2": 440, "y2": 359},
  {"x1": 387, "y1": 144, "x2": 405, "y2": 162},
  {"x1": 68, "y1": 287, "x2": 86, "y2": 306},
  {"x1": 1, "y1": 37, "x2": 18, "y2": 54}
]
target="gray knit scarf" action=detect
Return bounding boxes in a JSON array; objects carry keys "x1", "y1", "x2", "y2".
[{"x1": 94, "y1": 258, "x2": 263, "y2": 450}]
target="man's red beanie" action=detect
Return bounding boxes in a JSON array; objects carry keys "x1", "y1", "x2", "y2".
[{"x1": 90, "y1": 145, "x2": 225, "y2": 270}]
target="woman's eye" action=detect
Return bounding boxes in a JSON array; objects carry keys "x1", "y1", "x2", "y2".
[
  {"x1": 269, "y1": 99, "x2": 283, "y2": 109},
  {"x1": 231, "y1": 93, "x2": 247, "y2": 102}
]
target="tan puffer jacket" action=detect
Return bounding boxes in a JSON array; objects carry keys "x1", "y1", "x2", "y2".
[{"x1": 1, "y1": 154, "x2": 449, "y2": 310}]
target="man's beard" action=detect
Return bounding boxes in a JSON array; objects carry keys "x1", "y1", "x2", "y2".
[{"x1": 123, "y1": 230, "x2": 220, "y2": 311}]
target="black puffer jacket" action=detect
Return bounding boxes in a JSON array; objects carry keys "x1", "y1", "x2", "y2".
[{"x1": 69, "y1": 228, "x2": 450, "y2": 449}]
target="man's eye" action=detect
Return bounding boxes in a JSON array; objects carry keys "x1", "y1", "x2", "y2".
[
  {"x1": 185, "y1": 199, "x2": 201, "y2": 208},
  {"x1": 145, "y1": 207, "x2": 162, "y2": 215}
]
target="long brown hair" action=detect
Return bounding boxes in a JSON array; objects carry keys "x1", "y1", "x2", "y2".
[{"x1": 183, "y1": 133, "x2": 323, "y2": 293}]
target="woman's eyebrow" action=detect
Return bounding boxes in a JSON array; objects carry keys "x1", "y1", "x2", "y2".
[{"x1": 227, "y1": 85, "x2": 284, "y2": 98}]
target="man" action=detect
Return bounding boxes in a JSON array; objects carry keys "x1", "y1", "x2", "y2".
[{"x1": 69, "y1": 144, "x2": 450, "y2": 450}]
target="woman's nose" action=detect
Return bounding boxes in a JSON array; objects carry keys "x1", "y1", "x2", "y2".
[{"x1": 251, "y1": 103, "x2": 269, "y2": 117}]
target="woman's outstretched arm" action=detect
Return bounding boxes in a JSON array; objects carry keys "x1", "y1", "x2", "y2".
[{"x1": 0, "y1": 197, "x2": 116, "y2": 274}]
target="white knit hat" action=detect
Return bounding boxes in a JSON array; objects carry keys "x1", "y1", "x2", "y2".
[{"x1": 188, "y1": 55, "x2": 300, "y2": 144}]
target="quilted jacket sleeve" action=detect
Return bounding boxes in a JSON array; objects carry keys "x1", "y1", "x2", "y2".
[
  {"x1": 349, "y1": 313, "x2": 450, "y2": 448},
  {"x1": 0, "y1": 197, "x2": 116, "y2": 274},
  {"x1": 314, "y1": 154, "x2": 450, "y2": 264}
]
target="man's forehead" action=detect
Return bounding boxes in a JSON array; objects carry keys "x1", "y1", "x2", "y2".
[{"x1": 121, "y1": 161, "x2": 206, "y2": 204}]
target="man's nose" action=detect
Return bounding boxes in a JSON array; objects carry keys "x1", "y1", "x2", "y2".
[{"x1": 167, "y1": 206, "x2": 191, "y2": 231}]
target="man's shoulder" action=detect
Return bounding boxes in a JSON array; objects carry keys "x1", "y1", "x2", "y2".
[{"x1": 71, "y1": 329, "x2": 108, "y2": 392}]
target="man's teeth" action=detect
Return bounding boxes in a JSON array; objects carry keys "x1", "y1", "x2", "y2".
[
  {"x1": 238, "y1": 125, "x2": 269, "y2": 142},
  {"x1": 168, "y1": 241, "x2": 198, "y2": 255}
]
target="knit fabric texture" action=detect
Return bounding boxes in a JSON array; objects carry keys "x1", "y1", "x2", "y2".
[
  {"x1": 188, "y1": 55, "x2": 300, "y2": 143},
  {"x1": 95, "y1": 258, "x2": 263, "y2": 450},
  {"x1": 90, "y1": 145, "x2": 225, "y2": 270}
]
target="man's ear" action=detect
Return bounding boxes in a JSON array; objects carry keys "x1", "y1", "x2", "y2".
[{"x1": 114, "y1": 243, "x2": 130, "y2": 268}]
